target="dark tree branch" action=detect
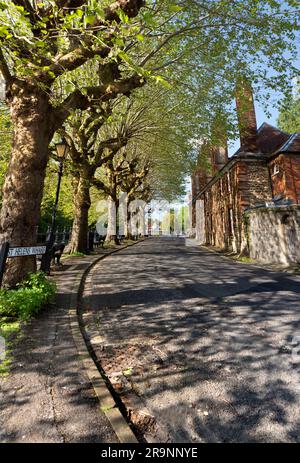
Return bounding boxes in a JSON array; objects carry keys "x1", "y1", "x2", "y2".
[
  {"x1": 51, "y1": 74, "x2": 145, "y2": 130},
  {"x1": 91, "y1": 177, "x2": 110, "y2": 196},
  {"x1": 57, "y1": 0, "x2": 86, "y2": 9},
  {"x1": 51, "y1": 90, "x2": 89, "y2": 131},
  {"x1": 0, "y1": 48, "x2": 12, "y2": 83},
  {"x1": 86, "y1": 74, "x2": 145, "y2": 101},
  {"x1": 104, "y1": 0, "x2": 145, "y2": 22},
  {"x1": 48, "y1": 0, "x2": 145, "y2": 77}
]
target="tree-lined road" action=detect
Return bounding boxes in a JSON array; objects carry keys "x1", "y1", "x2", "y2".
[{"x1": 84, "y1": 238, "x2": 300, "y2": 443}]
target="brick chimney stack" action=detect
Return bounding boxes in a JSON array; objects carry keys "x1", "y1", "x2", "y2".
[
  {"x1": 192, "y1": 146, "x2": 208, "y2": 199},
  {"x1": 235, "y1": 76, "x2": 258, "y2": 152},
  {"x1": 191, "y1": 170, "x2": 207, "y2": 229},
  {"x1": 210, "y1": 115, "x2": 229, "y2": 174},
  {"x1": 211, "y1": 146, "x2": 228, "y2": 174}
]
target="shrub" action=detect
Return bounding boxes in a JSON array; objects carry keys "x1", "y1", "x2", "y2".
[{"x1": 0, "y1": 272, "x2": 56, "y2": 320}]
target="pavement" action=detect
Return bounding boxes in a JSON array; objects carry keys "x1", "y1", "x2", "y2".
[
  {"x1": 82, "y1": 237, "x2": 300, "y2": 443},
  {"x1": 0, "y1": 255, "x2": 118, "y2": 443}
]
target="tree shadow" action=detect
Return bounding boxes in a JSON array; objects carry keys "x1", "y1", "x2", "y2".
[
  {"x1": 82, "y1": 238, "x2": 300, "y2": 443},
  {"x1": 0, "y1": 261, "x2": 118, "y2": 443}
]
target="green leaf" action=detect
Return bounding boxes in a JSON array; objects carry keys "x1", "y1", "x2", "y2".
[
  {"x1": 168, "y1": 5, "x2": 183, "y2": 13},
  {"x1": 153, "y1": 76, "x2": 172, "y2": 89},
  {"x1": 85, "y1": 15, "x2": 96, "y2": 25},
  {"x1": 117, "y1": 9, "x2": 129, "y2": 24},
  {"x1": 0, "y1": 1, "x2": 7, "y2": 10}
]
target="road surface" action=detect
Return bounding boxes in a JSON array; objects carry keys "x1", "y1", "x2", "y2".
[{"x1": 83, "y1": 238, "x2": 300, "y2": 443}]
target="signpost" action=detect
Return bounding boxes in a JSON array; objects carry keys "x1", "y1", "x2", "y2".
[
  {"x1": 0, "y1": 243, "x2": 47, "y2": 287},
  {"x1": 8, "y1": 246, "x2": 47, "y2": 258}
]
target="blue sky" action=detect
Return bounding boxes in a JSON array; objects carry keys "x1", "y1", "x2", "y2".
[{"x1": 228, "y1": 50, "x2": 300, "y2": 156}]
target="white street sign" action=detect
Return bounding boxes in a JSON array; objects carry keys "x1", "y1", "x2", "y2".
[{"x1": 8, "y1": 246, "x2": 47, "y2": 258}]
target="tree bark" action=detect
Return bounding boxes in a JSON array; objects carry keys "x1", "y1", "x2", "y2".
[
  {"x1": 139, "y1": 204, "x2": 146, "y2": 237},
  {"x1": 106, "y1": 196, "x2": 119, "y2": 244},
  {"x1": 125, "y1": 198, "x2": 133, "y2": 239},
  {"x1": 125, "y1": 205, "x2": 130, "y2": 239},
  {"x1": 0, "y1": 80, "x2": 53, "y2": 286},
  {"x1": 69, "y1": 175, "x2": 91, "y2": 254}
]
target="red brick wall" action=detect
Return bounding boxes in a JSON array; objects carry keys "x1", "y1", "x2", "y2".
[
  {"x1": 284, "y1": 155, "x2": 300, "y2": 204},
  {"x1": 203, "y1": 158, "x2": 272, "y2": 253},
  {"x1": 203, "y1": 165, "x2": 239, "y2": 251},
  {"x1": 270, "y1": 154, "x2": 300, "y2": 204},
  {"x1": 269, "y1": 155, "x2": 286, "y2": 200}
]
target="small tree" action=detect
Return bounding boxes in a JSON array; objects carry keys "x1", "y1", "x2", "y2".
[{"x1": 65, "y1": 107, "x2": 131, "y2": 252}]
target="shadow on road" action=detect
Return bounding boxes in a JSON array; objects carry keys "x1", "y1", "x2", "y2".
[{"x1": 83, "y1": 238, "x2": 300, "y2": 443}]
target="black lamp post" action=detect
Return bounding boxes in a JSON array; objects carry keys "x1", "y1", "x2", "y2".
[{"x1": 41, "y1": 138, "x2": 70, "y2": 273}]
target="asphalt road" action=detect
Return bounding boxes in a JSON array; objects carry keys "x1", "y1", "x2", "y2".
[{"x1": 84, "y1": 237, "x2": 300, "y2": 443}]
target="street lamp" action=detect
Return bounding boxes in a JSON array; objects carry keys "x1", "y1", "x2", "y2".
[
  {"x1": 55, "y1": 139, "x2": 70, "y2": 159},
  {"x1": 41, "y1": 137, "x2": 70, "y2": 273}
]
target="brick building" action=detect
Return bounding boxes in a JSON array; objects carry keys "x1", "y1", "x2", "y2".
[{"x1": 192, "y1": 123, "x2": 300, "y2": 254}]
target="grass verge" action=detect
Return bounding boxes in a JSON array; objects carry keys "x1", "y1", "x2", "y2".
[{"x1": 0, "y1": 272, "x2": 56, "y2": 376}]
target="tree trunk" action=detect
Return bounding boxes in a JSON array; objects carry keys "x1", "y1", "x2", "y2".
[
  {"x1": 69, "y1": 175, "x2": 91, "y2": 254},
  {"x1": 0, "y1": 81, "x2": 53, "y2": 286},
  {"x1": 139, "y1": 204, "x2": 146, "y2": 237},
  {"x1": 124, "y1": 197, "x2": 131, "y2": 239},
  {"x1": 127, "y1": 200, "x2": 139, "y2": 239},
  {"x1": 106, "y1": 197, "x2": 119, "y2": 244}
]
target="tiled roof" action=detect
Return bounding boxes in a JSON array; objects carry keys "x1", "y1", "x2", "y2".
[
  {"x1": 234, "y1": 122, "x2": 300, "y2": 157},
  {"x1": 257, "y1": 123, "x2": 290, "y2": 155},
  {"x1": 275, "y1": 132, "x2": 300, "y2": 154}
]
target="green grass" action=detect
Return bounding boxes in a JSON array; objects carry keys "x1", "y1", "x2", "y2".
[
  {"x1": 0, "y1": 272, "x2": 56, "y2": 320},
  {"x1": 0, "y1": 272, "x2": 56, "y2": 376},
  {"x1": 68, "y1": 251, "x2": 87, "y2": 257},
  {"x1": 235, "y1": 256, "x2": 254, "y2": 264},
  {"x1": 0, "y1": 319, "x2": 20, "y2": 376}
]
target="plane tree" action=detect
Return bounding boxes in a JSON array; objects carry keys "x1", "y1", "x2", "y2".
[
  {"x1": 0, "y1": 0, "x2": 145, "y2": 285},
  {"x1": 0, "y1": 0, "x2": 299, "y2": 285},
  {"x1": 63, "y1": 103, "x2": 134, "y2": 253}
]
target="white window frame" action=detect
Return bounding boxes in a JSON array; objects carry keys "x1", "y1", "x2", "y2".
[{"x1": 272, "y1": 163, "x2": 280, "y2": 176}]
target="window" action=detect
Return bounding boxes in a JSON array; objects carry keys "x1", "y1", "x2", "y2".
[{"x1": 272, "y1": 163, "x2": 280, "y2": 176}]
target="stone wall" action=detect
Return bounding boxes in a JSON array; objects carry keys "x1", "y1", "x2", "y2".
[
  {"x1": 248, "y1": 205, "x2": 300, "y2": 265},
  {"x1": 245, "y1": 161, "x2": 272, "y2": 206}
]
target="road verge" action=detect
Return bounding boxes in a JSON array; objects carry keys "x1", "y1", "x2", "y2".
[{"x1": 69, "y1": 241, "x2": 145, "y2": 443}]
